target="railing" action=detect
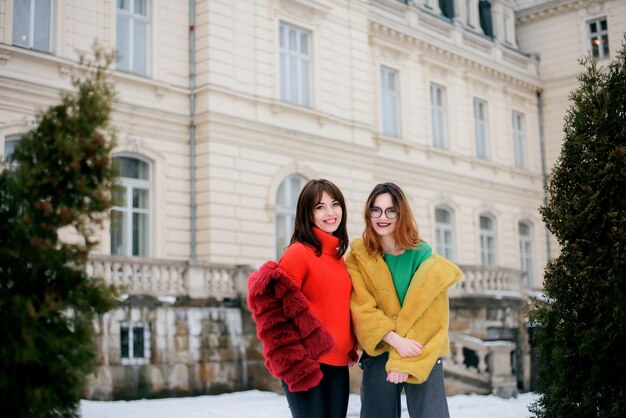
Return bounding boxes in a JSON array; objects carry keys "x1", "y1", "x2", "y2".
[
  {"x1": 450, "y1": 265, "x2": 524, "y2": 298},
  {"x1": 86, "y1": 254, "x2": 253, "y2": 300},
  {"x1": 445, "y1": 333, "x2": 518, "y2": 398}
]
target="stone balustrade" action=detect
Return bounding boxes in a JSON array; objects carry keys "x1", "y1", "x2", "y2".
[
  {"x1": 445, "y1": 333, "x2": 518, "y2": 398},
  {"x1": 86, "y1": 254, "x2": 253, "y2": 301},
  {"x1": 450, "y1": 265, "x2": 525, "y2": 298}
]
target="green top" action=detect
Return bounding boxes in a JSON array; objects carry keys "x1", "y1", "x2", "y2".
[{"x1": 383, "y1": 242, "x2": 432, "y2": 306}]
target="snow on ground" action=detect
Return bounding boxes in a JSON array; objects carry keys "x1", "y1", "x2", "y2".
[{"x1": 80, "y1": 390, "x2": 536, "y2": 418}]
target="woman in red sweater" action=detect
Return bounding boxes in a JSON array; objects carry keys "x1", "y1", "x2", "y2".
[{"x1": 278, "y1": 179, "x2": 357, "y2": 418}]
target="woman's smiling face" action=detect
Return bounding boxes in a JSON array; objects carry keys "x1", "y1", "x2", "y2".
[
  {"x1": 313, "y1": 191, "x2": 342, "y2": 234},
  {"x1": 369, "y1": 193, "x2": 397, "y2": 237}
]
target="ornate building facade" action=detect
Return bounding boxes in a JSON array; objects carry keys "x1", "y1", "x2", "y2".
[{"x1": 1, "y1": 0, "x2": 623, "y2": 400}]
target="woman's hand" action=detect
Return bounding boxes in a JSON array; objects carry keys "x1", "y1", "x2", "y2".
[
  {"x1": 383, "y1": 331, "x2": 424, "y2": 357},
  {"x1": 386, "y1": 370, "x2": 409, "y2": 384}
]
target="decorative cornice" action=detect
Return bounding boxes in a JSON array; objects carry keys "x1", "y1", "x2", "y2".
[
  {"x1": 515, "y1": 0, "x2": 588, "y2": 24},
  {"x1": 368, "y1": 21, "x2": 540, "y2": 92}
]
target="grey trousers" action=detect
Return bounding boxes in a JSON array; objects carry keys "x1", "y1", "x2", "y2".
[{"x1": 359, "y1": 352, "x2": 450, "y2": 418}]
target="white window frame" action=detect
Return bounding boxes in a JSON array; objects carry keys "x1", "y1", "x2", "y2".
[
  {"x1": 519, "y1": 221, "x2": 534, "y2": 287},
  {"x1": 276, "y1": 175, "x2": 306, "y2": 258},
  {"x1": 381, "y1": 65, "x2": 399, "y2": 137},
  {"x1": 12, "y1": 0, "x2": 53, "y2": 52},
  {"x1": 435, "y1": 206, "x2": 455, "y2": 261},
  {"x1": 465, "y1": 0, "x2": 473, "y2": 27},
  {"x1": 111, "y1": 156, "x2": 151, "y2": 258},
  {"x1": 120, "y1": 321, "x2": 150, "y2": 365},
  {"x1": 279, "y1": 22, "x2": 311, "y2": 107},
  {"x1": 431, "y1": 83, "x2": 448, "y2": 149},
  {"x1": 474, "y1": 98, "x2": 489, "y2": 159},
  {"x1": 512, "y1": 111, "x2": 525, "y2": 169},
  {"x1": 479, "y1": 214, "x2": 496, "y2": 266},
  {"x1": 587, "y1": 17, "x2": 610, "y2": 60},
  {"x1": 116, "y1": 0, "x2": 150, "y2": 76}
]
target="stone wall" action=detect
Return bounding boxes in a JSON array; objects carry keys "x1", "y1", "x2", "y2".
[{"x1": 86, "y1": 296, "x2": 256, "y2": 400}]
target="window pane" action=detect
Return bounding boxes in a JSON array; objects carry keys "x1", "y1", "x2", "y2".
[
  {"x1": 110, "y1": 209, "x2": 127, "y2": 255},
  {"x1": 276, "y1": 182, "x2": 287, "y2": 207},
  {"x1": 132, "y1": 188, "x2": 149, "y2": 209},
  {"x1": 3, "y1": 137, "x2": 21, "y2": 161},
  {"x1": 118, "y1": 0, "x2": 129, "y2": 10},
  {"x1": 120, "y1": 326, "x2": 129, "y2": 358},
  {"x1": 519, "y1": 222, "x2": 529, "y2": 236},
  {"x1": 132, "y1": 212, "x2": 149, "y2": 257},
  {"x1": 300, "y1": 32, "x2": 308, "y2": 55},
  {"x1": 117, "y1": 15, "x2": 130, "y2": 71},
  {"x1": 133, "y1": 20, "x2": 148, "y2": 75},
  {"x1": 279, "y1": 24, "x2": 285, "y2": 48},
  {"x1": 288, "y1": 27, "x2": 297, "y2": 51},
  {"x1": 435, "y1": 208, "x2": 450, "y2": 223},
  {"x1": 135, "y1": 0, "x2": 147, "y2": 15},
  {"x1": 600, "y1": 19, "x2": 607, "y2": 31},
  {"x1": 12, "y1": 0, "x2": 30, "y2": 48},
  {"x1": 33, "y1": 0, "x2": 51, "y2": 52},
  {"x1": 300, "y1": 60, "x2": 310, "y2": 106},
  {"x1": 589, "y1": 22, "x2": 597, "y2": 33},
  {"x1": 480, "y1": 216, "x2": 492, "y2": 230},
  {"x1": 116, "y1": 157, "x2": 150, "y2": 180},
  {"x1": 132, "y1": 326, "x2": 144, "y2": 358},
  {"x1": 276, "y1": 214, "x2": 287, "y2": 256}
]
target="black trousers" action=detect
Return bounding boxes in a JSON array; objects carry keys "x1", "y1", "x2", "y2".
[
  {"x1": 282, "y1": 363, "x2": 350, "y2": 418},
  {"x1": 359, "y1": 352, "x2": 450, "y2": 418}
]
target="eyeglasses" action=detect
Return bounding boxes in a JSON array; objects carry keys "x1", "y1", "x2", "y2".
[{"x1": 369, "y1": 207, "x2": 398, "y2": 219}]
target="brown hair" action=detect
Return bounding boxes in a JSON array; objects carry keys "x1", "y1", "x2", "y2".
[
  {"x1": 290, "y1": 179, "x2": 349, "y2": 258},
  {"x1": 362, "y1": 182, "x2": 421, "y2": 256}
]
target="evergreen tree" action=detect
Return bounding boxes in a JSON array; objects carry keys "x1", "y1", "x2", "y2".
[
  {"x1": 529, "y1": 39, "x2": 626, "y2": 417},
  {"x1": 0, "y1": 46, "x2": 118, "y2": 417}
]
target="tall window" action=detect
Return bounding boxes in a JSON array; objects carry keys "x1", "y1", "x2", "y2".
[
  {"x1": 117, "y1": 0, "x2": 149, "y2": 76},
  {"x1": 280, "y1": 22, "x2": 311, "y2": 107},
  {"x1": 588, "y1": 17, "x2": 609, "y2": 60},
  {"x1": 512, "y1": 111, "x2": 525, "y2": 169},
  {"x1": 439, "y1": 0, "x2": 455, "y2": 19},
  {"x1": 431, "y1": 83, "x2": 447, "y2": 149},
  {"x1": 276, "y1": 175, "x2": 306, "y2": 258},
  {"x1": 381, "y1": 66, "x2": 399, "y2": 137},
  {"x1": 519, "y1": 221, "x2": 534, "y2": 287},
  {"x1": 12, "y1": 0, "x2": 52, "y2": 52},
  {"x1": 3, "y1": 135, "x2": 21, "y2": 168},
  {"x1": 478, "y1": 0, "x2": 493, "y2": 38},
  {"x1": 111, "y1": 156, "x2": 151, "y2": 257},
  {"x1": 479, "y1": 214, "x2": 496, "y2": 266},
  {"x1": 435, "y1": 207, "x2": 454, "y2": 260},
  {"x1": 120, "y1": 321, "x2": 150, "y2": 365},
  {"x1": 474, "y1": 98, "x2": 489, "y2": 159}
]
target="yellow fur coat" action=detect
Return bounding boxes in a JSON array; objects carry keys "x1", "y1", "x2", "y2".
[{"x1": 346, "y1": 238, "x2": 462, "y2": 383}]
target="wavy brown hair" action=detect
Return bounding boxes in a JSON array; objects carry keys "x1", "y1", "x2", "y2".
[
  {"x1": 362, "y1": 182, "x2": 422, "y2": 256},
  {"x1": 290, "y1": 179, "x2": 349, "y2": 258}
]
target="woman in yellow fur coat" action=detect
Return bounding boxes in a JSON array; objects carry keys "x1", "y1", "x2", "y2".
[{"x1": 347, "y1": 183, "x2": 462, "y2": 418}]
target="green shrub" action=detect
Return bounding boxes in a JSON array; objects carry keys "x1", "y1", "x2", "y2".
[
  {"x1": 0, "y1": 46, "x2": 118, "y2": 418},
  {"x1": 529, "y1": 38, "x2": 626, "y2": 418}
]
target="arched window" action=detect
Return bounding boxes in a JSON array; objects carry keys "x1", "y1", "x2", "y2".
[
  {"x1": 435, "y1": 206, "x2": 455, "y2": 260},
  {"x1": 518, "y1": 221, "x2": 534, "y2": 287},
  {"x1": 479, "y1": 214, "x2": 496, "y2": 266},
  {"x1": 111, "y1": 156, "x2": 151, "y2": 257},
  {"x1": 275, "y1": 175, "x2": 306, "y2": 258}
]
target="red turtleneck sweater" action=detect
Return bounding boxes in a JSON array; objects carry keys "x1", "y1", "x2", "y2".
[{"x1": 279, "y1": 227, "x2": 355, "y2": 366}]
